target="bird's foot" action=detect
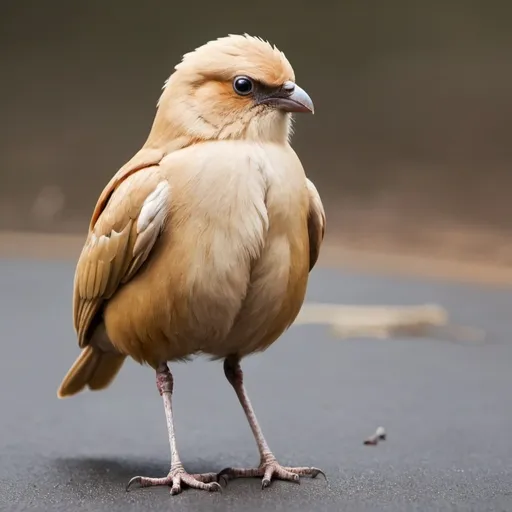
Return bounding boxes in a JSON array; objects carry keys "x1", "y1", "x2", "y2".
[
  {"x1": 218, "y1": 456, "x2": 326, "y2": 489},
  {"x1": 126, "y1": 465, "x2": 222, "y2": 495}
]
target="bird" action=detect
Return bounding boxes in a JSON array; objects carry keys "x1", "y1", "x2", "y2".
[{"x1": 57, "y1": 33, "x2": 326, "y2": 495}]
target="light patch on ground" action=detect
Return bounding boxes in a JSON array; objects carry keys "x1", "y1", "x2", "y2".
[{"x1": 295, "y1": 302, "x2": 485, "y2": 344}]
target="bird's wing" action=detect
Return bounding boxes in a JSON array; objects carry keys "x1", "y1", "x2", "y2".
[
  {"x1": 89, "y1": 147, "x2": 165, "y2": 229},
  {"x1": 73, "y1": 155, "x2": 169, "y2": 348},
  {"x1": 305, "y1": 178, "x2": 326, "y2": 271}
]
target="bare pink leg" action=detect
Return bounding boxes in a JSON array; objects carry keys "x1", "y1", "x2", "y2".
[
  {"x1": 218, "y1": 356, "x2": 326, "y2": 489},
  {"x1": 126, "y1": 363, "x2": 222, "y2": 495}
]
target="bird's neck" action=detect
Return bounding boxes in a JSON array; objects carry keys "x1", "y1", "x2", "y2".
[
  {"x1": 243, "y1": 113, "x2": 292, "y2": 145},
  {"x1": 143, "y1": 100, "x2": 292, "y2": 154},
  {"x1": 142, "y1": 111, "x2": 197, "y2": 155}
]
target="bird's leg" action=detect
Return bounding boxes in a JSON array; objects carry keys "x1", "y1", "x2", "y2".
[
  {"x1": 126, "y1": 363, "x2": 221, "y2": 495},
  {"x1": 218, "y1": 356, "x2": 325, "y2": 489}
]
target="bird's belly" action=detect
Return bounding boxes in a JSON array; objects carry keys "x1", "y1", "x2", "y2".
[
  {"x1": 103, "y1": 228, "x2": 309, "y2": 365},
  {"x1": 201, "y1": 232, "x2": 310, "y2": 358}
]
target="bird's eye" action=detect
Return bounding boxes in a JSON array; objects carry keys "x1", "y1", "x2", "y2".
[{"x1": 233, "y1": 76, "x2": 254, "y2": 96}]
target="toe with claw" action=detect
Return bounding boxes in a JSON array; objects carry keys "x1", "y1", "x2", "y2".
[
  {"x1": 218, "y1": 458, "x2": 326, "y2": 489},
  {"x1": 126, "y1": 467, "x2": 222, "y2": 495}
]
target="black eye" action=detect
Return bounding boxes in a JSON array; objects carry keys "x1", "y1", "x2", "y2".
[{"x1": 233, "y1": 76, "x2": 254, "y2": 96}]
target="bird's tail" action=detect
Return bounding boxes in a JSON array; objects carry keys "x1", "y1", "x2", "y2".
[{"x1": 57, "y1": 345, "x2": 126, "y2": 398}]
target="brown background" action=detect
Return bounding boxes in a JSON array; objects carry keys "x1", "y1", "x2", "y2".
[{"x1": 2, "y1": 1, "x2": 512, "y2": 263}]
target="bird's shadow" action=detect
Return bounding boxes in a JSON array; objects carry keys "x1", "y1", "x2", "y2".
[
  {"x1": 54, "y1": 456, "x2": 162, "y2": 483},
  {"x1": 54, "y1": 456, "x2": 222, "y2": 485},
  {"x1": 51, "y1": 456, "x2": 227, "y2": 496}
]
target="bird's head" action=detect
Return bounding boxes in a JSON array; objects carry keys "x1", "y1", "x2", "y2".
[{"x1": 146, "y1": 34, "x2": 314, "y2": 149}]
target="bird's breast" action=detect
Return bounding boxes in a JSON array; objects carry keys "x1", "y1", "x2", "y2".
[{"x1": 181, "y1": 142, "x2": 311, "y2": 357}]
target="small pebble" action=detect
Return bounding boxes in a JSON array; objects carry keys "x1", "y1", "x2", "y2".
[{"x1": 364, "y1": 426, "x2": 386, "y2": 446}]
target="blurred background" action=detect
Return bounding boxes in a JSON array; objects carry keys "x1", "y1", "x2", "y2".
[{"x1": 2, "y1": 0, "x2": 512, "y2": 266}]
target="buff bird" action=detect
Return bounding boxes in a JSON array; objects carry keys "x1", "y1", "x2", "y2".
[{"x1": 57, "y1": 34, "x2": 326, "y2": 495}]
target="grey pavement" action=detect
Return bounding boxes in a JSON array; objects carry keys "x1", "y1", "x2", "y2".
[{"x1": 1, "y1": 258, "x2": 511, "y2": 512}]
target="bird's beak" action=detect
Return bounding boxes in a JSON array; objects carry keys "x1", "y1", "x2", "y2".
[{"x1": 259, "y1": 82, "x2": 315, "y2": 114}]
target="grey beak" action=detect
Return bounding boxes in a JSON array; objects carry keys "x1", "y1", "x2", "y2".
[{"x1": 259, "y1": 81, "x2": 315, "y2": 114}]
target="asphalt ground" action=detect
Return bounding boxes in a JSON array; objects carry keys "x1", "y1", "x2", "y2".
[{"x1": 1, "y1": 258, "x2": 511, "y2": 511}]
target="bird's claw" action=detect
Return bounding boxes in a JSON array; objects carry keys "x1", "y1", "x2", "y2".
[
  {"x1": 217, "y1": 474, "x2": 229, "y2": 487},
  {"x1": 217, "y1": 462, "x2": 326, "y2": 489},
  {"x1": 308, "y1": 467, "x2": 328, "y2": 481},
  {"x1": 126, "y1": 476, "x2": 142, "y2": 491},
  {"x1": 126, "y1": 470, "x2": 222, "y2": 495}
]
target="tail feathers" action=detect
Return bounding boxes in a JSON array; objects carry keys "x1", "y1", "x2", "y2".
[{"x1": 57, "y1": 346, "x2": 126, "y2": 398}]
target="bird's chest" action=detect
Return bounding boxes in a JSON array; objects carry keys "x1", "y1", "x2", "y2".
[
  {"x1": 199, "y1": 150, "x2": 310, "y2": 355},
  {"x1": 226, "y1": 185, "x2": 310, "y2": 355},
  {"x1": 159, "y1": 144, "x2": 309, "y2": 355}
]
